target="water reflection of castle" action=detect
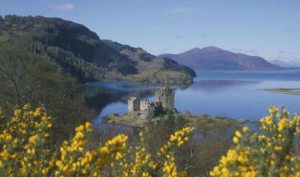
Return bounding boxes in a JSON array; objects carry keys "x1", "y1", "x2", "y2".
[{"x1": 128, "y1": 86, "x2": 175, "y2": 117}]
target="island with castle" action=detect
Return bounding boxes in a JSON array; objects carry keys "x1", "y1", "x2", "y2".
[
  {"x1": 102, "y1": 86, "x2": 177, "y2": 127},
  {"x1": 128, "y1": 86, "x2": 175, "y2": 119},
  {"x1": 101, "y1": 86, "x2": 249, "y2": 128}
]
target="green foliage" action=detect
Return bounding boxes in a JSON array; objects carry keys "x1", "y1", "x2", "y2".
[
  {"x1": 0, "y1": 15, "x2": 138, "y2": 82},
  {"x1": 102, "y1": 112, "x2": 146, "y2": 127},
  {"x1": 211, "y1": 106, "x2": 300, "y2": 177},
  {"x1": 0, "y1": 14, "x2": 197, "y2": 82},
  {"x1": 0, "y1": 45, "x2": 93, "y2": 134},
  {"x1": 0, "y1": 105, "x2": 195, "y2": 177},
  {"x1": 101, "y1": 40, "x2": 136, "y2": 52},
  {"x1": 139, "y1": 53, "x2": 154, "y2": 62},
  {"x1": 45, "y1": 46, "x2": 104, "y2": 82},
  {"x1": 162, "y1": 57, "x2": 178, "y2": 65},
  {"x1": 102, "y1": 40, "x2": 197, "y2": 78},
  {"x1": 126, "y1": 70, "x2": 192, "y2": 84},
  {"x1": 159, "y1": 110, "x2": 187, "y2": 133},
  {"x1": 162, "y1": 57, "x2": 197, "y2": 77}
]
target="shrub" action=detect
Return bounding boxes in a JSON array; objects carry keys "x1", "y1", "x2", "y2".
[
  {"x1": 2, "y1": 104, "x2": 300, "y2": 176},
  {"x1": 139, "y1": 53, "x2": 154, "y2": 62},
  {"x1": 210, "y1": 106, "x2": 300, "y2": 177},
  {"x1": 0, "y1": 104, "x2": 194, "y2": 176}
]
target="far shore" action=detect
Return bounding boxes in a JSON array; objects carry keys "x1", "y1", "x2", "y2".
[{"x1": 258, "y1": 88, "x2": 300, "y2": 95}]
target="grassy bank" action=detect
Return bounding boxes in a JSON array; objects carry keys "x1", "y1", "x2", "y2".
[
  {"x1": 102, "y1": 112, "x2": 146, "y2": 128},
  {"x1": 102, "y1": 111, "x2": 250, "y2": 130},
  {"x1": 122, "y1": 70, "x2": 193, "y2": 84}
]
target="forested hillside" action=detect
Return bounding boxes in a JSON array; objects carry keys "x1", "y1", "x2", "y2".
[
  {"x1": 0, "y1": 15, "x2": 139, "y2": 82},
  {"x1": 0, "y1": 15, "x2": 196, "y2": 82}
]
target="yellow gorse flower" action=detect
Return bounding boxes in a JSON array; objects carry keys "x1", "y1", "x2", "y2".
[
  {"x1": 3, "y1": 104, "x2": 299, "y2": 177},
  {"x1": 211, "y1": 106, "x2": 300, "y2": 177},
  {"x1": 115, "y1": 127, "x2": 194, "y2": 177},
  {"x1": 0, "y1": 105, "x2": 194, "y2": 177}
]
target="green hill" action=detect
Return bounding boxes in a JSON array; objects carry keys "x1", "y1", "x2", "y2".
[
  {"x1": 0, "y1": 15, "x2": 196, "y2": 82},
  {"x1": 0, "y1": 15, "x2": 138, "y2": 82},
  {"x1": 102, "y1": 40, "x2": 197, "y2": 78}
]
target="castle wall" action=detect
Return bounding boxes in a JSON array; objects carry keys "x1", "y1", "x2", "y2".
[
  {"x1": 128, "y1": 86, "x2": 175, "y2": 117},
  {"x1": 139, "y1": 99, "x2": 162, "y2": 118},
  {"x1": 155, "y1": 86, "x2": 175, "y2": 108},
  {"x1": 155, "y1": 92, "x2": 160, "y2": 102},
  {"x1": 141, "y1": 101, "x2": 162, "y2": 118},
  {"x1": 164, "y1": 92, "x2": 175, "y2": 108},
  {"x1": 140, "y1": 99, "x2": 150, "y2": 111},
  {"x1": 128, "y1": 97, "x2": 140, "y2": 113}
]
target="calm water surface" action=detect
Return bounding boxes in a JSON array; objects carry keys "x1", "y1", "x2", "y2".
[{"x1": 83, "y1": 70, "x2": 300, "y2": 122}]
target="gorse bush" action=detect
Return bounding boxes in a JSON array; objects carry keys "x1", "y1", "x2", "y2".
[
  {"x1": 0, "y1": 104, "x2": 194, "y2": 176},
  {"x1": 1, "y1": 104, "x2": 300, "y2": 176},
  {"x1": 210, "y1": 106, "x2": 300, "y2": 177}
]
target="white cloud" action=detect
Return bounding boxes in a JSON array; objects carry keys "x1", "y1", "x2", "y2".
[
  {"x1": 169, "y1": 7, "x2": 190, "y2": 13},
  {"x1": 52, "y1": 4, "x2": 74, "y2": 11}
]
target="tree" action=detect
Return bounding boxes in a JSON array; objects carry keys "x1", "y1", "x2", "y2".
[
  {"x1": 0, "y1": 45, "x2": 93, "y2": 132},
  {"x1": 0, "y1": 45, "x2": 39, "y2": 109}
]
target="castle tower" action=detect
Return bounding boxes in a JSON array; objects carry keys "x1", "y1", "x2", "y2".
[
  {"x1": 155, "y1": 86, "x2": 175, "y2": 108},
  {"x1": 128, "y1": 97, "x2": 140, "y2": 113}
]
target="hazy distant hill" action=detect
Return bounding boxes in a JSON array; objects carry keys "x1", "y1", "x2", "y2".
[
  {"x1": 158, "y1": 47, "x2": 283, "y2": 71},
  {"x1": 0, "y1": 15, "x2": 196, "y2": 82},
  {"x1": 268, "y1": 60, "x2": 300, "y2": 68}
]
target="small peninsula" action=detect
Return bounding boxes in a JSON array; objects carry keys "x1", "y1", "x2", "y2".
[{"x1": 259, "y1": 88, "x2": 300, "y2": 95}]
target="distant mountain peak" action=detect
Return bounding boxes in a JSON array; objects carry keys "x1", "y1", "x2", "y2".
[
  {"x1": 186, "y1": 46, "x2": 223, "y2": 53},
  {"x1": 187, "y1": 47, "x2": 201, "y2": 52},
  {"x1": 157, "y1": 47, "x2": 283, "y2": 71}
]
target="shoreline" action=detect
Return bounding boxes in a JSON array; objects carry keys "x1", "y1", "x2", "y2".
[{"x1": 102, "y1": 112, "x2": 260, "y2": 129}]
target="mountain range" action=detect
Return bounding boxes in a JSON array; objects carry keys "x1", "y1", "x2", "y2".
[{"x1": 158, "y1": 47, "x2": 283, "y2": 71}]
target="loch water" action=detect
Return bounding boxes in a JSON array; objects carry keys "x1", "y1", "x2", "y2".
[{"x1": 83, "y1": 70, "x2": 300, "y2": 122}]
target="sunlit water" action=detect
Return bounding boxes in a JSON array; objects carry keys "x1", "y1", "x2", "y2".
[{"x1": 83, "y1": 70, "x2": 300, "y2": 123}]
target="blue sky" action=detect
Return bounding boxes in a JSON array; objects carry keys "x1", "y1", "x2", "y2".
[{"x1": 0, "y1": 0, "x2": 299, "y2": 61}]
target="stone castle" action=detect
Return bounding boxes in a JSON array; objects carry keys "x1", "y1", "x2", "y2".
[
  {"x1": 155, "y1": 86, "x2": 175, "y2": 108},
  {"x1": 128, "y1": 86, "x2": 175, "y2": 118}
]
